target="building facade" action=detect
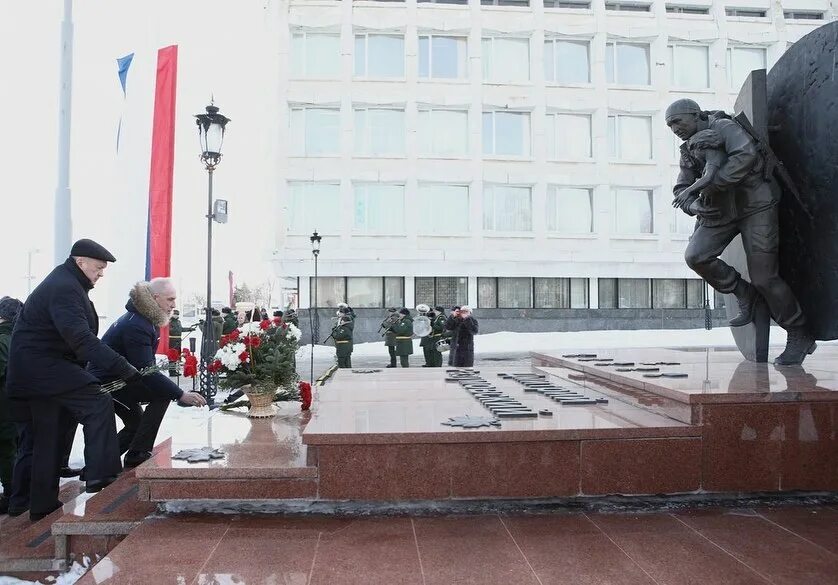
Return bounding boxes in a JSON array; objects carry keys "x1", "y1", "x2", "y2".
[{"x1": 270, "y1": 0, "x2": 834, "y2": 340}]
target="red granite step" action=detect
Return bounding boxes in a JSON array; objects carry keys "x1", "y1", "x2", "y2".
[{"x1": 0, "y1": 480, "x2": 83, "y2": 574}]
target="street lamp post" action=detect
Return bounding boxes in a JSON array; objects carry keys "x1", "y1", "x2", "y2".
[
  {"x1": 26, "y1": 249, "x2": 42, "y2": 297},
  {"x1": 195, "y1": 102, "x2": 230, "y2": 404},
  {"x1": 309, "y1": 231, "x2": 321, "y2": 383}
]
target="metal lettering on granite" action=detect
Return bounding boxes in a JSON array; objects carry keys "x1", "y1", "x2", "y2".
[{"x1": 441, "y1": 415, "x2": 502, "y2": 429}]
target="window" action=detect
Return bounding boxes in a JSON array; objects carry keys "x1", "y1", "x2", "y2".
[
  {"x1": 418, "y1": 109, "x2": 469, "y2": 156},
  {"x1": 606, "y1": 42, "x2": 650, "y2": 85},
  {"x1": 727, "y1": 46, "x2": 767, "y2": 90},
  {"x1": 653, "y1": 279, "x2": 706, "y2": 308},
  {"x1": 354, "y1": 108, "x2": 405, "y2": 156},
  {"x1": 419, "y1": 0, "x2": 468, "y2": 4},
  {"x1": 482, "y1": 111, "x2": 531, "y2": 157},
  {"x1": 419, "y1": 35, "x2": 468, "y2": 79},
  {"x1": 415, "y1": 277, "x2": 468, "y2": 308},
  {"x1": 784, "y1": 10, "x2": 823, "y2": 19},
  {"x1": 608, "y1": 114, "x2": 652, "y2": 160},
  {"x1": 598, "y1": 278, "x2": 651, "y2": 309},
  {"x1": 483, "y1": 185, "x2": 532, "y2": 231},
  {"x1": 291, "y1": 32, "x2": 341, "y2": 78},
  {"x1": 482, "y1": 37, "x2": 530, "y2": 82},
  {"x1": 418, "y1": 184, "x2": 469, "y2": 234},
  {"x1": 546, "y1": 113, "x2": 592, "y2": 159},
  {"x1": 725, "y1": 7, "x2": 766, "y2": 17},
  {"x1": 546, "y1": 187, "x2": 593, "y2": 233},
  {"x1": 311, "y1": 277, "x2": 404, "y2": 308},
  {"x1": 311, "y1": 277, "x2": 346, "y2": 308},
  {"x1": 354, "y1": 34, "x2": 405, "y2": 78},
  {"x1": 544, "y1": 0, "x2": 591, "y2": 7},
  {"x1": 481, "y1": 0, "x2": 530, "y2": 5},
  {"x1": 289, "y1": 107, "x2": 341, "y2": 156},
  {"x1": 287, "y1": 183, "x2": 341, "y2": 234},
  {"x1": 353, "y1": 184, "x2": 405, "y2": 233},
  {"x1": 534, "y1": 278, "x2": 589, "y2": 308},
  {"x1": 478, "y1": 277, "x2": 498, "y2": 308},
  {"x1": 614, "y1": 188, "x2": 653, "y2": 234},
  {"x1": 669, "y1": 44, "x2": 709, "y2": 89},
  {"x1": 544, "y1": 39, "x2": 590, "y2": 84},
  {"x1": 605, "y1": 2, "x2": 651, "y2": 10},
  {"x1": 666, "y1": 4, "x2": 710, "y2": 14},
  {"x1": 499, "y1": 278, "x2": 532, "y2": 308}
]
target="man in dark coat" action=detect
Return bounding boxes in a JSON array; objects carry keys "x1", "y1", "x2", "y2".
[
  {"x1": 5, "y1": 239, "x2": 141, "y2": 520},
  {"x1": 0, "y1": 296, "x2": 24, "y2": 514},
  {"x1": 445, "y1": 306, "x2": 461, "y2": 367},
  {"x1": 90, "y1": 279, "x2": 206, "y2": 468},
  {"x1": 391, "y1": 308, "x2": 414, "y2": 368},
  {"x1": 448, "y1": 306, "x2": 478, "y2": 368},
  {"x1": 222, "y1": 308, "x2": 238, "y2": 334}
]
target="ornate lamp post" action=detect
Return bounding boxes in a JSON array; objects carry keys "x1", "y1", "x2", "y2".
[
  {"x1": 195, "y1": 101, "x2": 230, "y2": 404},
  {"x1": 309, "y1": 231, "x2": 321, "y2": 383}
]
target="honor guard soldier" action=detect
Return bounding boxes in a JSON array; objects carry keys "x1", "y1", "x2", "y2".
[
  {"x1": 430, "y1": 306, "x2": 447, "y2": 367},
  {"x1": 331, "y1": 308, "x2": 354, "y2": 368},
  {"x1": 168, "y1": 310, "x2": 183, "y2": 376},
  {"x1": 221, "y1": 307, "x2": 237, "y2": 335},
  {"x1": 381, "y1": 308, "x2": 399, "y2": 368},
  {"x1": 417, "y1": 304, "x2": 434, "y2": 367},
  {"x1": 392, "y1": 308, "x2": 414, "y2": 368}
]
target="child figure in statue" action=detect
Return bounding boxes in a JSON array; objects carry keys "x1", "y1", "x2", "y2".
[{"x1": 671, "y1": 128, "x2": 727, "y2": 218}]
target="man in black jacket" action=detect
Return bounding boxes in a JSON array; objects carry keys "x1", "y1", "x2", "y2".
[
  {"x1": 91, "y1": 278, "x2": 205, "y2": 468},
  {"x1": 447, "y1": 306, "x2": 479, "y2": 368},
  {"x1": 5, "y1": 239, "x2": 141, "y2": 520}
]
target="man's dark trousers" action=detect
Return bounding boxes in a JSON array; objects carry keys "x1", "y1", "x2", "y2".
[
  {"x1": 684, "y1": 206, "x2": 805, "y2": 329},
  {"x1": 29, "y1": 385, "x2": 121, "y2": 516},
  {"x1": 388, "y1": 346, "x2": 396, "y2": 367},
  {"x1": 112, "y1": 382, "x2": 170, "y2": 455}
]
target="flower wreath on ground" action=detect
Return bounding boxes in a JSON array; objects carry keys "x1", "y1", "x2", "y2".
[{"x1": 211, "y1": 317, "x2": 302, "y2": 400}]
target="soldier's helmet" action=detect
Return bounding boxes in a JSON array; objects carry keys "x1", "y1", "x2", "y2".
[{"x1": 665, "y1": 98, "x2": 701, "y2": 121}]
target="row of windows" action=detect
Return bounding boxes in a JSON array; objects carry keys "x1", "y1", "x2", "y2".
[
  {"x1": 348, "y1": 0, "x2": 827, "y2": 19},
  {"x1": 306, "y1": 276, "x2": 707, "y2": 309},
  {"x1": 288, "y1": 183, "x2": 695, "y2": 236},
  {"x1": 291, "y1": 107, "x2": 683, "y2": 161},
  {"x1": 293, "y1": 33, "x2": 767, "y2": 90}
]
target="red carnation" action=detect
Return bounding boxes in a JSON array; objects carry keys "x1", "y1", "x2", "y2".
[
  {"x1": 260, "y1": 319, "x2": 271, "y2": 330},
  {"x1": 181, "y1": 348, "x2": 192, "y2": 357},
  {"x1": 207, "y1": 359, "x2": 223, "y2": 373},
  {"x1": 299, "y1": 381, "x2": 312, "y2": 411},
  {"x1": 244, "y1": 335, "x2": 261, "y2": 349},
  {"x1": 229, "y1": 329, "x2": 240, "y2": 340},
  {"x1": 166, "y1": 348, "x2": 181, "y2": 362},
  {"x1": 183, "y1": 354, "x2": 198, "y2": 378},
  {"x1": 238, "y1": 350, "x2": 250, "y2": 363},
  {"x1": 272, "y1": 317, "x2": 283, "y2": 326},
  {"x1": 219, "y1": 334, "x2": 229, "y2": 347}
]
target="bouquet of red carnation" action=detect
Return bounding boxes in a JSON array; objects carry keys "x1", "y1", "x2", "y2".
[
  {"x1": 299, "y1": 381, "x2": 312, "y2": 411},
  {"x1": 181, "y1": 348, "x2": 199, "y2": 378}
]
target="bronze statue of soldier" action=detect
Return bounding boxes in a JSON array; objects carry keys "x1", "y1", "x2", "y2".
[{"x1": 665, "y1": 98, "x2": 815, "y2": 365}]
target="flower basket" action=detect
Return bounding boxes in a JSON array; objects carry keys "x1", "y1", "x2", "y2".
[
  {"x1": 242, "y1": 385, "x2": 276, "y2": 418},
  {"x1": 210, "y1": 317, "x2": 303, "y2": 416}
]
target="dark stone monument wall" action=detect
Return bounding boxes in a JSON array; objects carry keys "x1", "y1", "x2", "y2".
[{"x1": 298, "y1": 308, "x2": 727, "y2": 345}]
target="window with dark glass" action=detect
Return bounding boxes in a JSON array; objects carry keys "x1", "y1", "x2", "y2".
[{"x1": 414, "y1": 277, "x2": 468, "y2": 308}]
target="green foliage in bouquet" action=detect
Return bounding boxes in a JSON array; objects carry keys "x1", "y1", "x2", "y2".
[{"x1": 210, "y1": 318, "x2": 302, "y2": 395}]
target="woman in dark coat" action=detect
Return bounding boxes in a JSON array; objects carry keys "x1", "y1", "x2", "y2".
[{"x1": 451, "y1": 306, "x2": 478, "y2": 368}]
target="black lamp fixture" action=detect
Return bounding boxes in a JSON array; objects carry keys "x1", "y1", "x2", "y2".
[{"x1": 195, "y1": 101, "x2": 230, "y2": 170}]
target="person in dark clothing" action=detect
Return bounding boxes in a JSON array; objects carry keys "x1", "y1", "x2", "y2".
[
  {"x1": 5, "y1": 239, "x2": 142, "y2": 520},
  {"x1": 445, "y1": 306, "x2": 461, "y2": 367},
  {"x1": 0, "y1": 296, "x2": 24, "y2": 514},
  {"x1": 391, "y1": 308, "x2": 414, "y2": 368},
  {"x1": 90, "y1": 279, "x2": 206, "y2": 468},
  {"x1": 168, "y1": 310, "x2": 183, "y2": 376},
  {"x1": 331, "y1": 309, "x2": 354, "y2": 368},
  {"x1": 221, "y1": 307, "x2": 237, "y2": 335},
  {"x1": 448, "y1": 306, "x2": 478, "y2": 368}
]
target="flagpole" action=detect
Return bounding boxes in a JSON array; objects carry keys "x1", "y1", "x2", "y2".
[{"x1": 54, "y1": 0, "x2": 74, "y2": 263}]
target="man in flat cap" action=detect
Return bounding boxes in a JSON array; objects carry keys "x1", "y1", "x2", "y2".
[{"x1": 6, "y1": 239, "x2": 142, "y2": 520}]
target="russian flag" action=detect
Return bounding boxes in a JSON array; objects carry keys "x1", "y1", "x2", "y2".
[{"x1": 109, "y1": 46, "x2": 178, "y2": 353}]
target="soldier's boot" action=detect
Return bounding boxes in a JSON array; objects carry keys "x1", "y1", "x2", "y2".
[
  {"x1": 729, "y1": 279, "x2": 758, "y2": 327},
  {"x1": 387, "y1": 348, "x2": 397, "y2": 368},
  {"x1": 774, "y1": 327, "x2": 817, "y2": 366}
]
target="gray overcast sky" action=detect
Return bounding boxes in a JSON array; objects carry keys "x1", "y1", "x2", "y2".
[{"x1": 1, "y1": 0, "x2": 278, "y2": 319}]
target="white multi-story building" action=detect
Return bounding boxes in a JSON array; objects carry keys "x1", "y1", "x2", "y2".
[{"x1": 270, "y1": 0, "x2": 833, "y2": 337}]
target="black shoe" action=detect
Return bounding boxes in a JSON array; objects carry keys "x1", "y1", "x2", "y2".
[
  {"x1": 85, "y1": 476, "x2": 118, "y2": 494},
  {"x1": 8, "y1": 506, "x2": 29, "y2": 517},
  {"x1": 123, "y1": 450, "x2": 153, "y2": 468},
  {"x1": 774, "y1": 328, "x2": 817, "y2": 366},
  {"x1": 29, "y1": 501, "x2": 62, "y2": 522},
  {"x1": 729, "y1": 282, "x2": 758, "y2": 327},
  {"x1": 386, "y1": 364, "x2": 396, "y2": 368},
  {"x1": 0, "y1": 495, "x2": 8, "y2": 515},
  {"x1": 60, "y1": 466, "x2": 83, "y2": 478}
]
